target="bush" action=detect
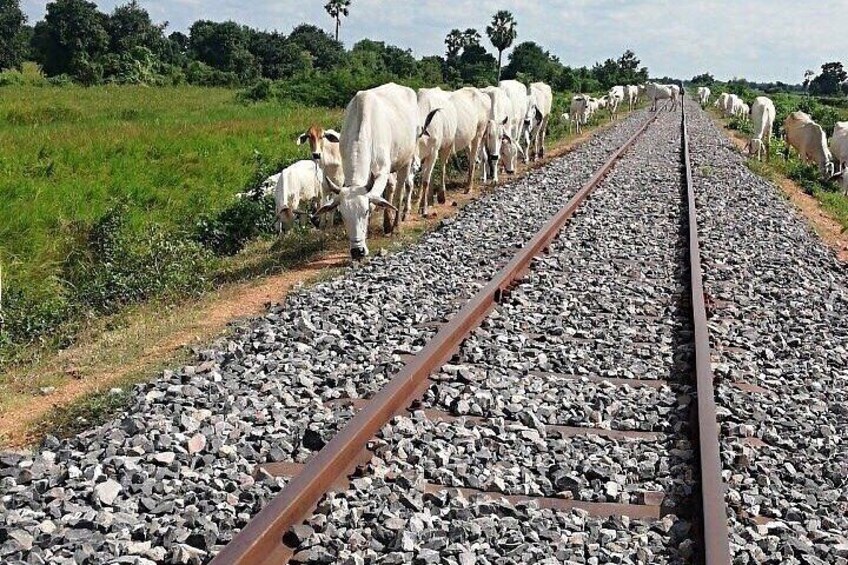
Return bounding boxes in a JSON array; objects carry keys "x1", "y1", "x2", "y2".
[
  {"x1": 0, "y1": 62, "x2": 48, "y2": 87},
  {"x1": 237, "y1": 78, "x2": 274, "y2": 103},
  {"x1": 185, "y1": 61, "x2": 238, "y2": 87},
  {"x1": 195, "y1": 195, "x2": 277, "y2": 255},
  {"x1": 64, "y1": 203, "x2": 213, "y2": 314}
]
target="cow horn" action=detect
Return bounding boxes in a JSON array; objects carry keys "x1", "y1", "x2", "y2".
[
  {"x1": 368, "y1": 193, "x2": 398, "y2": 212},
  {"x1": 315, "y1": 197, "x2": 340, "y2": 216},
  {"x1": 325, "y1": 176, "x2": 342, "y2": 194}
]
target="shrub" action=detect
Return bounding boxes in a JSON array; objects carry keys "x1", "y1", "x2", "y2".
[
  {"x1": 64, "y1": 203, "x2": 213, "y2": 314},
  {"x1": 195, "y1": 195, "x2": 276, "y2": 256},
  {"x1": 0, "y1": 62, "x2": 48, "y2": 87}
]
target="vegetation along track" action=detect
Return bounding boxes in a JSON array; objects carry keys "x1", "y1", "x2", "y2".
[{"x1": 206, "y1": 103, "x2": 734, "y2": 564}]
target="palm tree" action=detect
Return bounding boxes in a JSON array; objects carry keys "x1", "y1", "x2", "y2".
[
  {"x1": 324, "y1": 0, "x2": 352, "y2": 42},
  {"x1": 445, "y1": 29, "x2": 464, "y2": 60},
  {"x1": 486, "y1": 10, "x2": 517, "y2": 81}
]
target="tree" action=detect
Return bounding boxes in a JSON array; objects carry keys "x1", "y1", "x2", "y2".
[
  {"x1": 615, "y1": 49, "x2": 648, "y2": 84},
  {"x1": 324, "y1": 0, "x2": 351, "y2": 42},
  {"x1": 486, "y1": 10, "x2": 516, "y2": 81},
  {"x1": 809, "y1": 62, "x2": 847, "y2": 97},
  {"x1": 803, "y1": 69, "x2": 815, "y2": 92},
  {"x1": 445, "y1": 28, "x2": 481, "y2": 63},
  {"x1": 287, "y1": 24, "x2": 345, "y2": 71},
  {"x1": 456, "y1": 44, "x2": 497, "y2": 85},
  {"x1": 502, "y1": 41, "x2": 559, "y2": 83},
  {"x1": 107, "y1": 1, "x2": 165, "y2": 56},
  {"x1": 188, "y1": 20, "x2": 258, "y2": 81},
  {"x1": 691, "y1": 72, "x2": 715, "y2": 85},
  {"x1": 0, "y1": 0, "x2": 27, "y2": 70},
  {"x1": 32, "y1": 0, "x2": 109, "y2": 78}
]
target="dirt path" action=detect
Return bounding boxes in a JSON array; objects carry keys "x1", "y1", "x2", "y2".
[
  {"x1": 719, "y1": 123, "x2": 848, "y2": 261},
  {"x1": 0, "y1": 124, "x2": 605, "y2": 448}
]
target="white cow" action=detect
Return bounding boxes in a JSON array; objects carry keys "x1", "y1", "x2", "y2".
[
  {"x1": 725, "y1": 94, "x2": 742, "y2": 118},
  {"x1": 697, "y1": 86, "x2": 711, "y2": 107},
  {"x1": 525, "y1": 82, "x2": 553, "y2": 160},
  {"x1": 416, "y1": 87, "x2": 458, "y2": 216},
  {"x1": 315, "y1": 83, "x2": 417, "y2": 259},
  {"x1": 608, "y1": 85, "x2": 625, "y2": 119},
  {"x1": 236, "y1": 172, "x2": 280, "y2": 199},
  {"x1": 745, "y1": 96, "x2": 775, "y2": 161},
  {"x1": 668, "y1": 84, "x2": 681, "y2": 110},
  {"x1": 274, "y1": 160, "x2": 325, "y2": 233},
  {"x1": 784, "y1": 111, "x2": 835, "y2": 180},
  {"x1": 625, "y1": 85, "x2": 639, "y2": 111},
  {"x1": 569, "y1": 95, "x2": 589, "y2": 133},
  {"x1": 645, "y1": 82, "x2": 675, "y2": 112},
  {"x1": 499, "y1": 79, "x2": 531, "y2": 170},
  {"x1": 480, "y1": 85, "x2": 512, "y2": 183},
  {"x1": 714, "y1": 92, "x2": 730, "y2": 113},
  {"x1": 829, "y1": 122, "x2": 848, "y2": 193},
  {"x1": 450, "y1": 87, "x2": 490, "y2": 193}
]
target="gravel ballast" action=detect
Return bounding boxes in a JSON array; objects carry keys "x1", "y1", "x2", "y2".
[
  {"x1": 686, "y1": 101, "x2": 848, "y2": 565},
  {"x1": 286, "y1": 108, "x2": 700, "y2": 563}
]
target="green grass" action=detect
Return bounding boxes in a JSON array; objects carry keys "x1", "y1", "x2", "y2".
[{"x1": 0, "y1": 85, "x2": 341, "y2": 297}]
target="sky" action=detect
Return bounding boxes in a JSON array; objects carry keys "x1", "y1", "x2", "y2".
[{"x1": 22, "y1": 0, "x2": 848, "y2": 84}]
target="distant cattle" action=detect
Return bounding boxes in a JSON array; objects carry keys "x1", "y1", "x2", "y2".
[
  {"x1": 783, "y1": 111, "x2": 835, "y2": 180},
  {"x1": 745, "y1": 96, "x2": 775, "y2": 161},
  {"x1": 829, "y1": 121, "x2": 848, "y2": 193},
  {"x1": 697, "y1": 86, "x2": 711, "y2": 107}
]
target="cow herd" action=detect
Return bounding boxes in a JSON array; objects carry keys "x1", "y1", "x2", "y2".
[
  {"x1": 254, "y1": 80, "x2": 556, "y2": 259},
  {"x1": 706, "y1": 89, "x2": 847, "y2": 192}
]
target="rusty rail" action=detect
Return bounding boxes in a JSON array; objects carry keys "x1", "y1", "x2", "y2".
[
  {"x1": 681, "y1": 100, "x2": 732, "y2": 565},
  {"x1": 211, "y1": 113, "x2": 658, "y2": 565}
]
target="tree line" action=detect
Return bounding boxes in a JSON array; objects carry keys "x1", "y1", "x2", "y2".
[
  {"x1": 1, "y1": 0, "x2": 649, "y2": 99},
  {"x1": 689, "y1": 62, "x2": 848, "y2": 98}
]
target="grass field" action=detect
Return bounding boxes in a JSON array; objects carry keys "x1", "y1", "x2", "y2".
[{"x1": 0, "y1": 85, "x2": 341, "y2": 296}]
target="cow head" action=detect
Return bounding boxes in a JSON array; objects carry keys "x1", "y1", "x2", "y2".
[
  {"x1": 297, "y1": 125, "x2": 340, "y2": 163},
  {"x1": 314, "y1": 178, "x2": 397, "y2": 260},
  {"x1": 500, "y1": 131, "x2": 525, "y2": 174},
  {"x1": 484, "y1": 116, "x2": 509, "y2": 181}
]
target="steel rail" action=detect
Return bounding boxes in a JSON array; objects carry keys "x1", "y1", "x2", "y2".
[
  {"x1": 211, "y1": 113, "x2": 658, "y2": 565},
  {"x1": 681, "y1": 100, "x2": 732, "y2": 565}
]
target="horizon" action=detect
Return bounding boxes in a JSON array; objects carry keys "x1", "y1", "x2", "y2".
[{"x1": 21, "y1": 0, "x2": 844, "y2": 85}]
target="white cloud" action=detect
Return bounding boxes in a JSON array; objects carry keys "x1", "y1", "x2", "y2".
[{"x1": 21, "y1": 0, "x2": 848, "y2": 83}]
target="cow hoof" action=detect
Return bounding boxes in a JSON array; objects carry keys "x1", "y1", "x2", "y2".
[{"x1": 437, "y1": 193, "x2": 446, "y2": 205}]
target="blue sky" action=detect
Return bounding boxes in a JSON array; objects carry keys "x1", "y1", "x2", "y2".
[{"x1": 22, "y1": 0, "x2": 847, "y2": 84}]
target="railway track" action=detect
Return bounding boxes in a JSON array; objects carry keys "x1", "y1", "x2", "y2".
[
  {"x1": 6, "y1": 101, "x2": 843, "y2": 564},
  {"x1": 211, "y1": 103, "x2": 733, "y2": 564}
]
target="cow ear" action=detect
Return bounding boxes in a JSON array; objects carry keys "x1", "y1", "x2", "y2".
[
  {"x1": 323, "y1": 130, "x2": 340, "y2": 143},
  {"x1": 296, "y1": 133, "x2": 308, "y2": 145}
]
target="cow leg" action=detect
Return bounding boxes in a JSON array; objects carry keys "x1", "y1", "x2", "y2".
[
  {"x1": 466, "y1": 140, "x2": 480, "y2": 194},
  {"x1": 419, "y1": 153, "x2": 437, "y2": 216},
  {"x1": 539, "y1": 117, "x2": 549, "y2": 158},
  {"x1": 393, "y1": 164, "x2": 411, "y2": 232},
  {"x1": 437, "y1": 147, "x2": 450, "y2": 205},
  {"x1": 383, "y1": 178, "x2": 396, "y2": 235}
]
